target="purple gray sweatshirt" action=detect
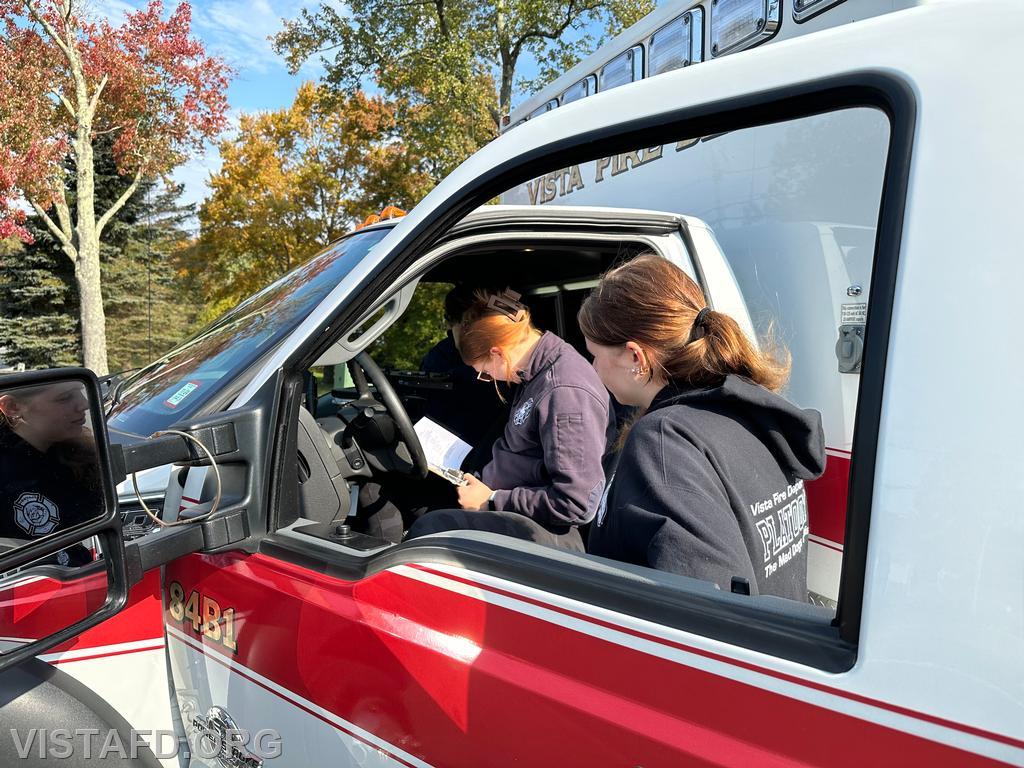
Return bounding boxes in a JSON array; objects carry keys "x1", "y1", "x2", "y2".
[{"x1": 481, "y1": 332, "x2": 615, "y2": 527}]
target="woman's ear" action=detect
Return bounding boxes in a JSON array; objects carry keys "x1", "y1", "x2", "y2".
[
  {"x1": 0, "y1": 395, "x2": 20, "y2": 423},
  {"x1": 624, "y1": 341, "x2": 645, "y2": 366}
]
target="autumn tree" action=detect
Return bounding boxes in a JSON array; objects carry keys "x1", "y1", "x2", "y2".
[
  {"x1": 0, "y1": 0, "x2": 229, "y2": 374},
  {"x1": 273, "y1": 0, "x2": 653, "y2": 180},
  {"x1": 187, "y1": 82, "x2": 431, "y2": 321}
]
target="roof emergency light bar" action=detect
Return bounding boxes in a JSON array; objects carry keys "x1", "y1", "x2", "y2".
[{"x1": 504, "y1": 0, "x2": 881, "y2": 130}]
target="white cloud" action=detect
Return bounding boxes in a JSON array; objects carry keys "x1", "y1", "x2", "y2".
[
  {"x1": 86, "y1": 0, "x2": 140, "y2": 24},
  {"x1": 192, "y1": 0, "x2": 306, "y2": 75},
  {"x1": 87, "y1": 0, "x2": 307, "y2": 76},
  {"x1": 81, "y1": 2, "x2": 314, "y2": 209}
]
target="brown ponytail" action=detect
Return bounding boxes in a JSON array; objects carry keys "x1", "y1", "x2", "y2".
[{"x1": 578, "y1": 254, "x2": 789, "y2": 391}]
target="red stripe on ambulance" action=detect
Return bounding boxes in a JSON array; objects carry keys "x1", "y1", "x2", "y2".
[{"x1": 165, "y1": 553, "x2": 1012, "y2": 767}]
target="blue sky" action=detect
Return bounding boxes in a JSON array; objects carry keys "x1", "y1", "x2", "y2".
[
  {"x1": 95, "y1": 0, "x2": 639, "y2": 213},
  {"x1": 97, "y1": 0, "x2": 322, "y2": 210}
]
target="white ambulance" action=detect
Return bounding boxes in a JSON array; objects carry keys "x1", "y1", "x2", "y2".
[{"x1": 0, "y1": 1, "x2": 1020, "y2": 766}]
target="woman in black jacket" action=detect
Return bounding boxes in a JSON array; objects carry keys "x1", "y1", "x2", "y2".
[
  {"x1": 578, "y1": 255, "x2": 825, "y2": 601},
  {"x1": 0, "y1": 382, "x2": 101, "y2": 565}
]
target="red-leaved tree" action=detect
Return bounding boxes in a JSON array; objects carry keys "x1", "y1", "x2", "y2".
[{"x1": 0, "y1": 0, "x2": 230, "y2": 373}]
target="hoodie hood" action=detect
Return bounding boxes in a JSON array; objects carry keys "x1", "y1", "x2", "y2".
[{"x1": 649, "y1": 375, "x2": 826, "y2": 481}]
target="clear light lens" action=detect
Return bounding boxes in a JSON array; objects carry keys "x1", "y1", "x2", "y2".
[
  {"x1": 600, "y1": 45, "x2": 645, "y2": 92},
  {"x1": 793, "y1": 0, "x2": 845, "y2": 21},
  {"x1": 561, "y1": 74, "x2": 596, "y2": 105},
  {"x1": 711, "y1": 0, "x2": 773, "y2": 57},
  {"x1": 650, "y1": 15, "x2": 692, "y2": 76},
  {"x1": 528, "y1": 99, "x2": 558, "y2": 119}
]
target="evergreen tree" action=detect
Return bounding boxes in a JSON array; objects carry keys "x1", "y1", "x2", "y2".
[
  {"x1": 0, "y1": 234, "x2": 78, "y2": 367},
  {"x1": 100, "y1": 175, "x2": 198, "y2": 372},
  {"x1": 0, "y1": 134, "x2": 197, "y2": 371}
]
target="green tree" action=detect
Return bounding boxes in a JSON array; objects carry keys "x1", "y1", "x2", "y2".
[
  {"x1": 0, "y1": 134, "x2": 197, "y2": 370},
  {"x1": 0, "y1": 234, "x2": 78, "y2": 368},
  {"x1": 273, "y1": 0, "x2": 654, "y2": 180},
  {"x1": 101, "y1": 179, "x2": 198, "y2": 372},
  {"x1": 371, "y1": 283, "x2": 452, "y2": 372}
]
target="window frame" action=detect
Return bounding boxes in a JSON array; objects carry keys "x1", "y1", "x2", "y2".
[{"x1": 264, "y1": 73, "x2": 915, "y2": 670}]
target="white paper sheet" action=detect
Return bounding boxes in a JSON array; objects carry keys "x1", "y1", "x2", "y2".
[{"x1": 413, "y1": 417, "x2": 473, "y2": 471}]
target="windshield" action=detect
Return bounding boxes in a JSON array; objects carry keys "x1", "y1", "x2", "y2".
[{"x1": 108, "y1": 227, "x2": 391, "y2": 436}]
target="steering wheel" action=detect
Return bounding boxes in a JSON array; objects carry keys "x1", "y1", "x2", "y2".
[{"x1": 346, "y1": 351, "x2": 428, "y2": 479}]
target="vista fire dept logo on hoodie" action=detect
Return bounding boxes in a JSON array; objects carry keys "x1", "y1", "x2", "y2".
[
  {"x1": 13, "y1": 491, "x2": 60, "y2": 536},
  {"x1": 513, "y1": 397, "x2": 534, "y2": 426},
  {"x1": 751, "y1": 481, "x2": 808, "y2": 580}
]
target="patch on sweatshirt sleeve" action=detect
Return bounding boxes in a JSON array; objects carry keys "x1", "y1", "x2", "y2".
[
  {"x1": 592, "y1": 474, "x2": 615, "y2": 526},
  {"x1": 513, "y1": 397, "x2": 534, "y2": 426}
]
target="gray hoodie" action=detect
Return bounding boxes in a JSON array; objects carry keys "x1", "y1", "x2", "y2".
[
  {"x1": 482, "y1": 332, "x2": 615, "y2": 527},
  {"x1": 588, "y1": 376, "x2": 826, "y2": 600}
]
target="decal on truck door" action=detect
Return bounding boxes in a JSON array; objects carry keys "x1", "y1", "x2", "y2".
[{"x1": 167, "y1": 581, "x2": 239, "y2": 653}]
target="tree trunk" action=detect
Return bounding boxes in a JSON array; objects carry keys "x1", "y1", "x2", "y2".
[
  {"x1": 496, "y1": 0, "x2": 513, "y2": 123},
  {"x1": 75, "y1": 236, "x2": 109, "y2": 375},
  {"x1": 73, "y1": 137, "x2": 110, "y2": 375}
]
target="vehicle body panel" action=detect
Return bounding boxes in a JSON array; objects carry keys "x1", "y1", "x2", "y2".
[
  {"x1": 205, "y1": 1, "x2": 1023, "y2": 758},
  {"x1": 165, "y1": 551, "x2": 1016, "y2": 766},
  {"x1": 16, "y1": 2, "x2": 1020, "y2": 765}
]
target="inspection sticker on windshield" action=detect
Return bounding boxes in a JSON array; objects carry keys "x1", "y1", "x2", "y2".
[
  {"x1": 841, "y1": 303, "x2": 868, "y2": 324},
  {"x1": 165, "y1": 381, "x2": 200, "y2": 409}
]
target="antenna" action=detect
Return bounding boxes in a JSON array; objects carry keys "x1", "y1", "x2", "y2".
[{"x1": 146, "y1": 181, "x2": 153, "y2": 360}]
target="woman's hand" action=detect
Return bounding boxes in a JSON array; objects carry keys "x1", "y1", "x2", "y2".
[{"x1": 458, "y1": 474, "x2": 493, "y2": 511}]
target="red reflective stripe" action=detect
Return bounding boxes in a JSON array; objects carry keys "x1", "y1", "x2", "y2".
[
  {"x1": 809, "y1": 536, "x2": 844, "y2": 553},
  {"x1": 47, "y1": 569, "x2": 164, "y2": 653},
  {"x1": 164, "y1": 554, "x2": 1016, "y2": 766},
  {"x1": 805, "y1": 452, "x2": 850, "y2": 543},
  {"x1": 48, "y1": 642, "x2": 165, "y2": 665},
  {"x1": 175, "y1": 632, "x2": 419, "y2": 768},
  {"x1": 411, "y1": 564, "x2": 1024, "y2": 752}
]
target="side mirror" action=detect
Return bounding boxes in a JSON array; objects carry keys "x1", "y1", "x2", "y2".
[{"x1": 0, "y1": 368, "x2": 128, "y2": 672}]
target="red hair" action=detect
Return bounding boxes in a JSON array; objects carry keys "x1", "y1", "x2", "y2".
[{"x1": 458, "y1": 289, "x2": 539, "y2": 388}]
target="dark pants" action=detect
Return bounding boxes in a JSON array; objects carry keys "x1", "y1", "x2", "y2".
[
  {"x1": 349, "y1": 473, "x2": 459, "y2": 543},
  {"x1": 405, "y1": 509, "x2": 585, "y2": 552}
]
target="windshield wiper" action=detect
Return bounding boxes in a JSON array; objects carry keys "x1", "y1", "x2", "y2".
[{"x1": 100, "y1": 368, "x2": 140, "y2": 407}]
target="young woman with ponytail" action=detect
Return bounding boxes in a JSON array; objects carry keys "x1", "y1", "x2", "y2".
[
  {"x1": 578, "y1": 255, "x2": 825, "y2": 600},
  {"x1": 406, "y1": 289, "x2": 615, "y2": 552}
]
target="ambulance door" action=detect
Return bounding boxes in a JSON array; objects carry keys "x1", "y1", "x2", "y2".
[{"x1": 161, "y1": 4, "x2": 1023, "y2": 766}]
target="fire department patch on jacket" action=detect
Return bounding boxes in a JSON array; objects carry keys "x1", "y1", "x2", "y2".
[
  {"x1": 13, "y1": 491, "x2": 60, "y2": 537},
  {"x1": 513, "y1": 397, "x2": 534, "y2": 426}
]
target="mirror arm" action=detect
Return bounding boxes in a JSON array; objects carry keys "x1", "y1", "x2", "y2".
[
  {"x1": 109, "y1": 434, "x2": 195, "y2": 485},
  {"x1": 124, "y1": 526, "x2": 204, "y2": 586},
  {"x1": 123, "y1": 506, "x2": 250, "y2": 586}
]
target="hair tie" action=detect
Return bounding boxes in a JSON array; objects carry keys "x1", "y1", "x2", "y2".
[{"x1": 689, "y1": 307, "x2": 711, "y2": 343}]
